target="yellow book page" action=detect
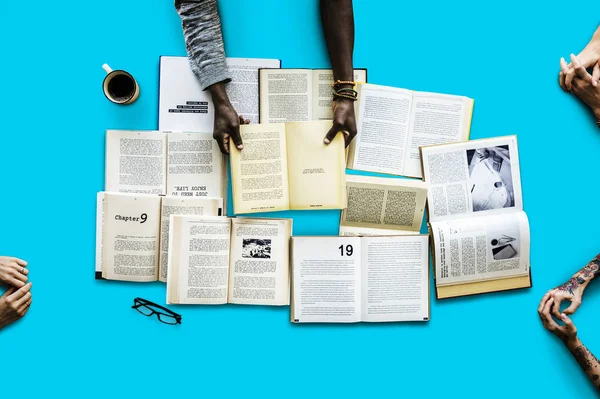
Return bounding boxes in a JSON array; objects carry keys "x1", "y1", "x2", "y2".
[
  {"x1": 285, "y1": 120, "x2": 346, "y2": 210},
  {"x1": 437, "y1": 275, "x2": 531, "y2": 299},
  {"x1": 229, "y1": 123, "x2": 290, "y2": 214}
]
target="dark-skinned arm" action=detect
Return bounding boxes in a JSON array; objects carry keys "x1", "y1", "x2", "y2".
[
  {"x1": 319, "y1": 0, "x2": 357, "y2": 146},
  {"x1": 175, "y1": 0, "x2": 246, "y2": 153}
]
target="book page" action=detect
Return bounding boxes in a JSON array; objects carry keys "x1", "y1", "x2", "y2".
[
  {"x1": 105, "y1": 130, "x2": 166, "y2": 195},
  {"x1": 285, "y1": 121, "x2": 346, "y2": 210},
  {"x1": 95, "y1": 192, "x2": 105, "y2": 279},
  {"x1": 158, "y1": 56, "x2": 214, "y2": 132},
  {"x1": 311, "y1": 69, "x2": 367, "y2": 120},
  {"x1": 166, "y1": 132, "x2": 226, "y2": 199},
  {"x1": 228, "y1": 218, "x2": 292, "y2": 305},
  {"x1": 291, "y1": 237, "x2": 362, "y2": 323},
  {"x1": 348, "y1": 84, "x2": 413, "y2": 175},
  {"x1": 361, "y1": 235, "x2": 429, "y2": 322},
  {"x1": 259, "y1": 69, "x2": 312, "y2": 123},
  {"x1": 158, "y1": 197, "x2": 223, "y2": 283},
  {"x1": 340, "y1": 174, "x2": 428, "y2": 234},
  {"x1": 226, "y1": 58, "x2": 281, "y2": 123},
  {"x1": 403, "y1": 92, "x2": 474, "y2": 178},
  {"x1": 339, "y1": 226, "x2": 421, "y2": 237},
  {"x1": 431, "y1": 211, "x2": 530, "y2": 286},
  {"x1": 230, "y1": 123, "x2": 290, "y2": 214},
  {"x1": 166, "y1": 216, "x2": 231, "y2": 304},
  {"x1": 421, "y1": 136, "x2": 523, "y2": 222},
  {"x1": 101, "y1": 193, "x2": 162, "y2": 282}
]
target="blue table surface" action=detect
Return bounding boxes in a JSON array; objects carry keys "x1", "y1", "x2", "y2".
[{"x1": 1, "y1": 0, "x2": 599, "y2": 397}]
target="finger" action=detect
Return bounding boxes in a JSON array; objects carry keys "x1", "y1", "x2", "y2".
[
  {"x1": 559, "y1": 71, "x2": 566, "y2": 91},
  {"x1": 244, "y1": 119, "x2": 250, "y2": 125},
  {"x1": 560, "y1": 58, "x2": 570, "y2": 91},
  {"x1": 538, "y1": 292, "x2": 551, "y2": 314},
  {"x1": 229, "y1": 123, "x2": 243, "y2": 150},
  {"x1": 238, "y1": 115, "x2": 245, "y2": 125},
  {"x1": 560, "y1": 313, "x2": 576, "y2": 333},
  {"x1": 560, "y1": 57, "x2": 570, "y2": 75},
  {"x1": 8, "y1": 278, "x2": 25, "y2": 288},
  {"x1": 571, "y1": 53, "x2": 593, "y2": 83},
  {"x1": 12, "y1": 258, "x2": 27, "y2": 267},
  {"x1": 7, "y1": 282, "x2": 31, "y2": 301},
  {"x1": 12, "y1": 268, "x2": 28, "y2": 282},
  {"x1": 552, "y1": 296, "x2": 564, "y2": 319},
  {"x1": 563, "y1": 299, "x2": 581, "y2": 315},
  {"x1": 19, "y1": 302, "x2": 31, "y2": 317},
  {"x1": 214, "y1": 134, "x2": 228, "y2": 155},
  {"x1": 222, "y1": 136, "x2": 230, "y2": 154},
  {"x1": 14, "y1": 291, "x2": 31, "y2": 308},
  {"x1": 563, "y1": 57, "x2": 576, "y2": 91},
  {"x1": 324, "y1": 124, "x2": 341, "y2": 144},
  {"x1": 593, "y1": 63, "x2": 600, "y2": 87},
  {"x1": 1, "y1": 287, "x2": 16, "y2": 298},
  {"x1": 542, "y1": 298, "x2": 561, "y2": 330}
]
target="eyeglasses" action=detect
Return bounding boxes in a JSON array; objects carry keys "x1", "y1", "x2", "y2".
[{"x1": 132, "y1": 297, "x2": 182, "y2": 325}]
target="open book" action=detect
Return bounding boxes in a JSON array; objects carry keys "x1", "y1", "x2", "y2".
[
  {"x1": 229, "y1": 120, "x2": 346, "y2": 214},
  {"x1": 159, "y1": 56, "x2": 281, "y2": 131},
  {"x1": 340, "y1": 175, "x2": 428, "y2": 236},
  {"x1": 166, "y1": 216, "x2": 292, "y2": 305},
  {"x1": 95, "y1": 192, "x2": 222, "y2": 282},
  {"x1": 105, "y1": 130, "x2": 226, "y2": 203},
  {"x1": 347, "y1": 83, "x2": 474, "y2": 178},
  {"x1": 258, "y1": 68, "x2": 367, "y2": 123},
  {"x1": 420, "y1": 135, "x2": 531, "y2": 299},
  {"x1": 290, "y1": 235, "x2": 429, "y2": 323}
]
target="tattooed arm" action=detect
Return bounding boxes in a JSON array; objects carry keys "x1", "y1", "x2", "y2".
[
  {"x1": 539, "y1": 295, "x2": 600, "y2": 390},
  {"x1": 545, "y1": 254, "x2": 600, "y2": 317}
]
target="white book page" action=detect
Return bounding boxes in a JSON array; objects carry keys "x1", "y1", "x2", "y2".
[
  {"x1": 403, "y1": 92, "x2": 473, "y2": 178},
  {"x1": 166, "y1": 132, "x2": 225, "y2": 199},
  {"x1": 340, "y1": 174, "x2": 428, "y2": 233},
  {"x1": 291, "y1": 237, "x2": 362, "y2": 323},
  {"x1": 350, "y1": 84, "x2": 413, "y2": 175},
  {"x1": 105, "y1": 130, "x2": 167, "y2": 195},
  {"x1": 95, "y1": 192, "x2": 105, "y2": 278},
  {"x1": 226, "y1": 58, "x2": 281, "y2": 123},
  {"x1": 339, "y1": 226, "x2": 420, "y2": 237},
  {"x1": 158, "y1": 197, "x2": 223, "y2": 283},
  {"x1": 168, "y1": 216, "x2": 231, "y2": 304},
  {"x1": 101, "y1": 193, "x2": 162, "y2": 282},
  {"x1": 228, "y1": 218, "x2": 292, "y2": 306},
  {"x1": 431, "y1": 211, "x2": 530, "y2": 286},
  {"x1": 158, "y1": 56, "x2": 213, "y2": 132},
  {"x1": 311, "y1": 69, "x2": 367, "y2": 120},
  {"x1": 421, "y1": 136, "x2": 522, "y2": 222},
  {"x1": 361, "y1": 235, "x2": 429, "y2": 322},
  {"x1": 259, "y1": 69, "x2": 313, "y2": 123}
]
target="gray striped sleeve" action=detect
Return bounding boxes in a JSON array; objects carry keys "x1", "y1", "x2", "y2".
[{"x1": 175, "y1": 0, "x2": 231, "y2": 90}]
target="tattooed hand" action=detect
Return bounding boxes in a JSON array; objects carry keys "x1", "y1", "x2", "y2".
[
  {"x1": 545, "y1": 255, "x2": 600, "y2": 318},
  {"x1": 538, "y1": 296, "x2": 578, "y2": 344}
]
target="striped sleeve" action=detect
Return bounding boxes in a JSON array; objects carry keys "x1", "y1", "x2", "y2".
[{"x1": 175, "y1": 0, "x2": 231, "y2": 90}]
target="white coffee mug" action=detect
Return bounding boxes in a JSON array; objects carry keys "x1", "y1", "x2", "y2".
[{"x1": 102, "y1": 64, "x2": 140, "y2": 105}]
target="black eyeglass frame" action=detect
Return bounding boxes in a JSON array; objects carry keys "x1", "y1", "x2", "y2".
[{"x1": 132, "y1": 297, "x2": 182, "y2": 325}]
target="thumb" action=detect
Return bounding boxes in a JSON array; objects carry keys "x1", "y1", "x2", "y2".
[
  {"x1": 592, "y1": 63, "x2": 600, "y2": 87},
  {"x1": 563, "y1": 299, "x2": 581, "y2": 315},
  {"x1": 324, "y1": 124, "x2": 340, "y2": 145},
  {"x1": 2, "y1": 287, "x2": 16, "y2": 298},
  {"x1": 561, "y1": 313, "x2": 576, "y2": 332},
  {"x1": 230, "y1": 122, "x2": 243, "y2": 150}
]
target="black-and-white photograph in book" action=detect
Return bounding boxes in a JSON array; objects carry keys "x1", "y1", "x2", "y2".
[
  {"x1": 486, "y1": 222, "x2": 520, "y2": 261},
  {"x1": 242, "y1": 239, "x2": 272, "y2": 259},
  {"x1": 466, "y1": 145, "x2": 515, "y2": 212}
]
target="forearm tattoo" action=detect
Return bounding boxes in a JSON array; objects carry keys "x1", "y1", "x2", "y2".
[
  {"x1": 557, "y1": 255, "x2": 600, "y2": 293},
  {"x1": 572, "y1": 345, "x2": 600, "y2": 389}
]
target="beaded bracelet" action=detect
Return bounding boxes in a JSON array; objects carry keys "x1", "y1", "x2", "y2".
[
  {"x1": 333, "y1": 92, "x2": 358, "y2": 101},
  {"x1": 331, "y1": 80, "x2": 356, "y2": 88}
]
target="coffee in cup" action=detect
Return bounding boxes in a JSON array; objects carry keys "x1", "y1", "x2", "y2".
[{"x1": 102, "y1": 64, "x2": 140, "y2": 105}]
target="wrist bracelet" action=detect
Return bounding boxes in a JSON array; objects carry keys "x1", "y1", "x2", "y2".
[
  {"x1": 332, "y1": 80, "x2": 356, "y2": 87},
  {"x1": 333, "y1": 93, "x2": 358, "y2": 101}
]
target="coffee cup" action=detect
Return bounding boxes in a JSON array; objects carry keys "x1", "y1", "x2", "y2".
[{"x1": 102, "y1": 64, "x2": 140, "y2": 105}]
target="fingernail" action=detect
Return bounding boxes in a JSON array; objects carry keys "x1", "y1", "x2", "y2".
[
  {"x1": 594, "y1": 80, "x2": 598, "y2": 87},
  {"x1": 561, "y1": 313, "x2": 567, "y2": 319},
  {"x1": 324, "y1": 138, "x2": 330, "y2": 144},
  {"x1": 237, "y1": 144, "x2": 243, "y2": 150}
]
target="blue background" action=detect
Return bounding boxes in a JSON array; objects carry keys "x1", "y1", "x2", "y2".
[{"x1": 1, "y1": 0, "x2": 599, "y2": 397}]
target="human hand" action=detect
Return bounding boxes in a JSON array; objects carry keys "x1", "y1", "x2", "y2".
[
  {"x1": 324, "y1": 97, "x2": 357, "y2": 147},
  {"x1": 538, "y1": 295, "x2": 578, "y2": 345},
  {"x1": 544, "y1": 275, "x2": 586, "y2": 319},
  {"x1": 0, "y1": 283, "x2": 32, "y2": 330},
  {"x1": 208, "y1": 81, "x2": 249, "y2": 154},
  {"x1": 559, "y1": 31, "x2": 600, "y2": 91},
  {"x1": 560, "y1": 54, "x2": 600, "y2": 120},
  {"x1": 0, "y1": 256, "x2": 28, "y2": 288}
]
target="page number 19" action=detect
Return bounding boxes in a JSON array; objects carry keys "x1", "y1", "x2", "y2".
[{"x1": 338, "y1": 244, "x2": 353, "y2": 256}]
